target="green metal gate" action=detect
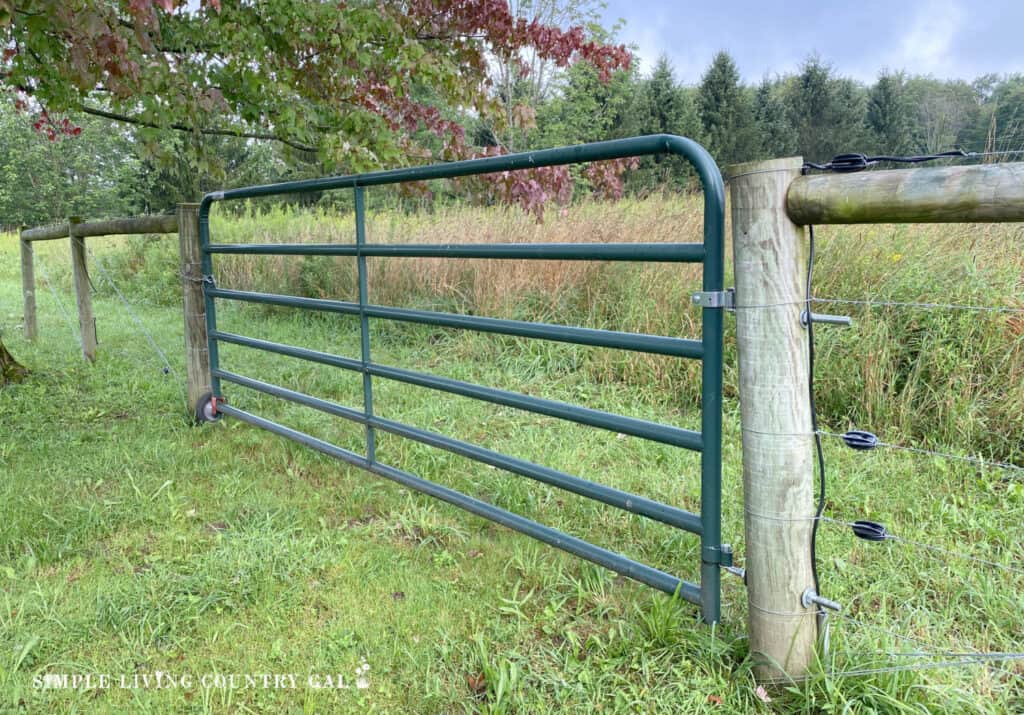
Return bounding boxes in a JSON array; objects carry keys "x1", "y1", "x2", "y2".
[{"x1": 197, "y1": 134, "x2": 729, "y2": 622}]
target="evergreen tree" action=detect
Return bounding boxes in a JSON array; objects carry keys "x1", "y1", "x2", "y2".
[
  {"x1": 636, "y1": 55, "x2": 694, "y2": 135},
  {"x1": 697, "y1": 51, "x2": 756, "y2": 165},
  {"x1": 867, "y1": 71, "x2": 915, "y2": 154},
  {"x1": 784, "y1": 56, "x2": 868, "y2": 162},
  {"x1": 628, "y1": 55, "x2": 699, "y2": 188},
  {"x1": 534, "y1": 61, "x2": 638, "y2": 148},
  {"x1": 753, "y1": 77, "x2": 795, "y2": 159}
]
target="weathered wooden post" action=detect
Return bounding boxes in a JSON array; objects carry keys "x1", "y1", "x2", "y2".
[
  {"x1": 177, "y1": 203, "x2": 212, "y2": 417},
  {"x1": 727, "y1": 157, "x2": 818, "y2": 680},
  {"x1": 68, "y1": 217, "x2": 98, "y2": 362},
  {"x1": 19, "y1": 229, "x2": 37, "y2": 341}
]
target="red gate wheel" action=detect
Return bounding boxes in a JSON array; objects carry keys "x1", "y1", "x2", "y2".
[{"x1": 194, "y1": 392, "x2": 222, "y2": 423}]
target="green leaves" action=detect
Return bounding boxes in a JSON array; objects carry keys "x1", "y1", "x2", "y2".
[{"x1": 1, "y1": 0, "x2": 627, "y2": 191}]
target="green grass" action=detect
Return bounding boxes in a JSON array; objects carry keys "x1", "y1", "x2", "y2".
[{"x1": 1, "y1": 208, "x2": 1022, "y2": 713}]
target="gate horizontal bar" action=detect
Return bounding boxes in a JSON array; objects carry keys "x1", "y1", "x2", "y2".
[
  {"x1": 208, "y1": 287, "x2": 703, "y2": 359},
  {"x1": 214, "y1": 368, "x2": 704, "y2": 535},
  {"x1": 210, "y1": 330, "x2": 703, "y2": 451},
  {"x1": 206, "y1": 134, "x2": 716, "y2": 201},
  {"x1": 205, "y1": 242, "x2": 706, "y2": 262},
  {"x1": 215, "y1": 401, "x2": 701, "y2": 604}
]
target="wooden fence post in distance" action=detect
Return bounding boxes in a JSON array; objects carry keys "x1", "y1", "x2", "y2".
[
  {"x1": 177, "y1": 203, "x2": 212, "y2": 418},
  {"x1": 68, "y1": 217, "x2": 98, "y2": 362},
  {"x1": 727, "y1": 157, "x2": 818, "y2": 680},
  {"x1": 20, "y1": 229, "x2": 37, "y2": 341}
]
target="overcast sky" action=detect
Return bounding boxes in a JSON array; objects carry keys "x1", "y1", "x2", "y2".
[{"x1": 600, "y1": 0, "x2": 1024, "y2": 84}]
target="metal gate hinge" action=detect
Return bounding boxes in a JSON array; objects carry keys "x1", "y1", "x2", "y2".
[
  {"x1": 801, "y1": 310, "x2": 853, "y2": 328},
  {"x1": 691, "y1": 288, "x2": 735, "y2": 310},
  {"x1": 702, "y1": 543, "x2": 733, "y2": 567},
  {"x1": 801, "y1": 588, "x2": 841, "y2": 612}
]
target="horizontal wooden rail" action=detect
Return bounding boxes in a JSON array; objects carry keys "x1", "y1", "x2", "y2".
[
  {"x1": 20, "y1": 223, "x2": 70, "y2": 241},
  {"x1": 786, "y1": 162, "x2": 1024, "y2": 225},
  {"x1": 20, "y1": 214, "x2": 178, "y2": 242},
  {"x1": 18, "y1": 206, "x2": 210, "y2": 414}
]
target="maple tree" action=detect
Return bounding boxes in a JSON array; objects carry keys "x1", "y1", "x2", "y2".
[
  {"x1": 0, "y1": 0, "x2": 631, "y2": 212},
  {"x1": 0, "y1": 1, "x2": 633, "y2": 378}
]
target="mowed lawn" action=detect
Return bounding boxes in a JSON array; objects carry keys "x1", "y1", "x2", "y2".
[{"x1": 1, "y1": 221, "x2": 1021, "y2": 713}]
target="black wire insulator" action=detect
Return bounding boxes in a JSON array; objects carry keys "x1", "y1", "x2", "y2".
[
  {"x1": 803, "y1": 149, "x2": 971, "y2": 174},
  {"x1": 827, "y1": 153, "x2": 871, "y2": 172},
  {"x1": 852, "y1": 520, "x2": 889, "y2": 541},
  {"x1": 842, "y1": 430, "x2": 879, "y2": 450}
]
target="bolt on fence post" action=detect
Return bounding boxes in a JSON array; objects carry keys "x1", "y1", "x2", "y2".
[
  {"x1": 177, "y1": 203, "x2": 212, "y2": 418},
  {"x1": 727, "y1": 157, "x2": 818, "y2": 680},
  {"x1": 68, "y1": 217, "x2": 98, "y2": 362},
  {"x1": 20, "y1": 228, "x2": 37, "y2": 341}
]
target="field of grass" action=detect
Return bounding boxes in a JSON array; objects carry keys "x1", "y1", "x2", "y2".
[{"x1": 1, "y1": 197, "x2": 1021, "y2": 713}]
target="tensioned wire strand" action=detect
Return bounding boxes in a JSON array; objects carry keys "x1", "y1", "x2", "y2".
[
  {"x1": 817, "y1": 431, "x2": 1024, "y2": 475},
  {"x1": 835, "y1": 612, "x2": 1023, "y2": 674},
  {"x1": 726, "y1": 148, "x2": 1024, "y2": 184},
  {"x1": 813, "y1": 297, "x2": 1024, "y2": 314},
  {"x1": 739, "y1": 425, "x2": 1023, "y2": 476},
  {"x1": 742, "y1": 509, "x2": 1024, "y2": 577},
  {"x1": 822, "y1": 613, "x2": 1024, "y2": 679},
  {"x1": 90, "y1": 253, "x2": 179, "y2": 381},
  {"x1": 35, "y1": 259, "x2": 78, "y2": 337},
  {"x1": 820, "y1": 654, "x2": 1024, "y2": 678},
  {"x1": 729, "y1": 296, "x2": 1024, "y2": 314},
  {"x1": 90, "y1": 253, "x2": 189, "y2": 412},
  {"x1": 817, "y1": 517, "x2": 1024, "y2": 577}
]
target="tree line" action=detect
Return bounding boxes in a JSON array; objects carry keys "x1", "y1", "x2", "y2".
[
  {"x1": 524, "y1": 52, "x2": 1024, "y2": 191},
  {"x1": 2, "y1": 48, "x2": 1023, "y2": 227}
]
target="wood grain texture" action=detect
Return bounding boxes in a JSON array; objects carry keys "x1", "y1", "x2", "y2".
[
  {"x1": 21, "y1": 223, "x2": 69, "y2": 242},
  {"x1": 69, "y1": 219, "x2": 97, "y2": 363},
  {"x1": 728, "y1": 158, "x2": 818, "y2": 680},
  {"x1": 20, "y1": 235, "x2": 36, "y2": 341},
  {"x1": 177, "y1": 204, "x2": 211, "y2": 415},
  {"x1": 787, "y1": 162, "x2": 1024, "y2": 224},
  {"x1": 75, "y1": 215, "x2": 178, "y2": 237},
  {"x1": 22, "y1": 215, "x2": 177, "y2": 242}
]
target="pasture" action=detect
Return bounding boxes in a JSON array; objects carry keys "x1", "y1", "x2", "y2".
[{"x1": 1, "y1": 197, "x2": 1021, "y2": 712}]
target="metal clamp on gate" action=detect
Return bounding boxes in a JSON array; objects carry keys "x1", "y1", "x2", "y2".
[
  {"x1": 692, "y1": 288, "x2": 735, "y2": 310},
  {"x1": 702, "y1": 543, "x2": 734, "y2": 567}
]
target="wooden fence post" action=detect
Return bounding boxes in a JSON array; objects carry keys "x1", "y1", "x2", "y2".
[
  {"x1": 177, "y1": 203, "x2": 211, "y2": 417},
  {"x1": 68, "y1": 217, "x2": 98, "y2": 362},
  {"x1": 727, "y1": 157, "x2": 818, "y2": 680},
  {"x1": 20, "y1": 230, "x2": 37, "y2": 341}
]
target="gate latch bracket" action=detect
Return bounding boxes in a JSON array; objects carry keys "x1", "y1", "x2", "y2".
[
  {"x1": 702, "y1": 543, "x2": 734, "y2": 567},
  {"x1": 692, "y1": 288, "x2": 735, "y2": 310}
]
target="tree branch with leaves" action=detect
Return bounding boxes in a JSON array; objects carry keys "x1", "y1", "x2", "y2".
[{"x1": 1, "y1": 0, "x2": 632, "y2": 213}]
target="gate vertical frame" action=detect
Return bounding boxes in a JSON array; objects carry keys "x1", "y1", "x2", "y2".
[
  {"x1": 699, "y1": 187, "x2": 725, "y2": 624},
  {"x1": 354, "y1": 186, "x2": 376, "y2": 463}
]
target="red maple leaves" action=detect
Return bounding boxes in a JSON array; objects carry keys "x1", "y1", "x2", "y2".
[
  {"x1": 28, "y1": 110, "x2": 82, "y2": 141},
  {"x1": 3, "y1": 0, "x2": 634, "y2": 211}
]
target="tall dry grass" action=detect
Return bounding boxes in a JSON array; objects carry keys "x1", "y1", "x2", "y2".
[
  {"x1": 113, "y1": 196, "x2": 1022, "y2": 462},
  {"x1": 208, "y1": 196, "x2": 705, "y2": 315}
]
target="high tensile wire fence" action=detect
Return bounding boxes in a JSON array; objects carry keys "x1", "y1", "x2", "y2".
[{"x1": 744, "y1": 150, "x2": 1023, "y2": 684}]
